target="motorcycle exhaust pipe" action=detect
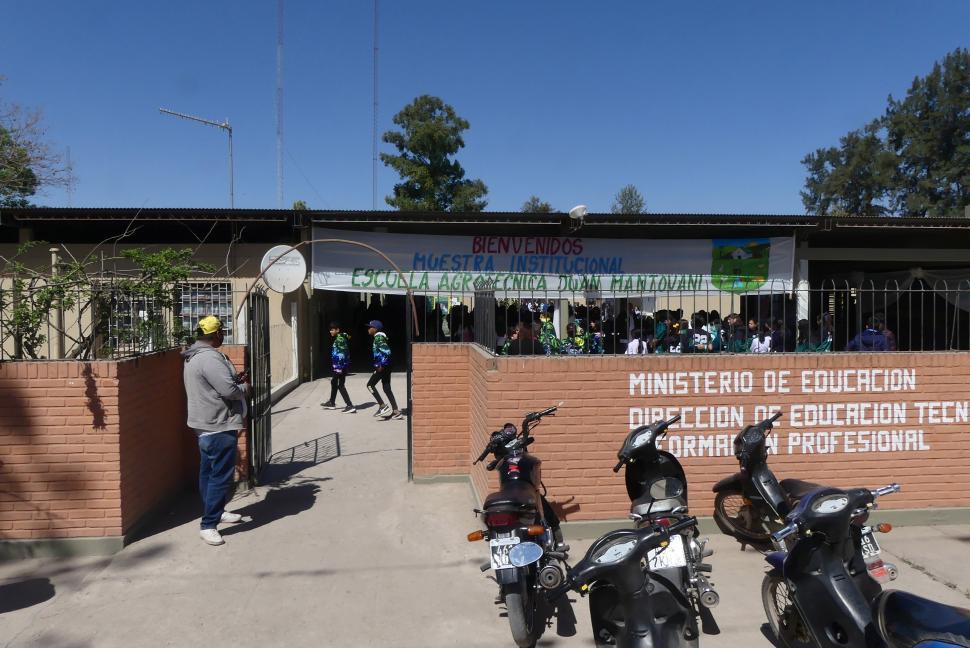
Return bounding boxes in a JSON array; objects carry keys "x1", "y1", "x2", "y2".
[
  {"x1": 695, "y1": 574, "x2": 720, "y2": 608},
  {"x1": 539, "y1": 564, "x2": 564, "y2": 590}
]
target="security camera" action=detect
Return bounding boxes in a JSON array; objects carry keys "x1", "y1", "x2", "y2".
[{"x1": 568, "y1": 204, "x2": 588, "y2": 225}]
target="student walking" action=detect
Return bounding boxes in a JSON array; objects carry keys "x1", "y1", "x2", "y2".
[
  {"x1": 367, "y1": 320, "x2": 402, "y2": 419},
  {"x1": 321, "y1": 321, "x2": 356, "y2": 413}
]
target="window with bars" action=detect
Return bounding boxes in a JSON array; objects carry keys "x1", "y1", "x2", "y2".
[{"x1": 179, "y1": 282, "x2": 235, "y2": 343}]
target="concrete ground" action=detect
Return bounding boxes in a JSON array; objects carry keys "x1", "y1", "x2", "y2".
[{"x1": 2, "y1": 373, "x2": 969, "y2": 648}]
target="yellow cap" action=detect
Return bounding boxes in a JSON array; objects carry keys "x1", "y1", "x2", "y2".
[{"x1": 196, "y1": 315, "x2": 223, "y2": 335}]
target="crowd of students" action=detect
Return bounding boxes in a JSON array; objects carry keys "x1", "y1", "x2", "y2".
[{"x1": 491, "y1": 302, "x2": 899, "y2": 356}]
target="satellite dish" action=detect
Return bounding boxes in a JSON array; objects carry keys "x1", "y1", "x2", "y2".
[
  {"x1": 260, "y1": 245, "x2": 307, "y2": 293},
  {"x1": 568, "y1": 204, "x2": 588, "y2": 222}
]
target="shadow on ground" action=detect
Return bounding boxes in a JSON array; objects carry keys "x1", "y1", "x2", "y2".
[
  {"x1": 220, "y1": 482, "x2": 322, "y2": 537},
  {"x1": 260, "y1": 433, "x2": 341, "y2": 485},
  {"x1": 0, "y1": 577, "x2": 55, "y2": 614}
]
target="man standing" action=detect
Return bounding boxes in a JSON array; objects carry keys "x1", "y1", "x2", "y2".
[
  {"x1": 367, "y1": 320, "x2": 402, "y2": 420},
  {"x1": 182, "y1": 315, "x2": 249, "y2": 546}
]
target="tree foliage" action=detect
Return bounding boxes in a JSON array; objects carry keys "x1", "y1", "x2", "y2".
[
  {"x1": 521, "y1": 195, "x2": 554, "y2": 213},
  {"x1": 802, "y1": 48, "x2": 970, "y2": 217},
  {"x1": 611, "y1": 184, "x2": 646, "y2": 214},
  {"x1": 0, "y1": 78, "x2": 66, "y2": 206},
  {"x1": 380, "y1": 95, "x2": 488, "y2": 212},
  {"x1": 292, "y1": 200, "x2": 309, "y2": 211}
]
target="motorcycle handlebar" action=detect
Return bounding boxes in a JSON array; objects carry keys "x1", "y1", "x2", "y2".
[
  {"x1": 772, "y1": 522, "x2": 798, "y2": 543},
  {"x1": 665, "y1": 414, "x2": 682, "y2": 426},
  {"x1": 872, "y1": 483, "x2": 901, "y2": 498},
  {"x1": 526, "y1": 406, "x2": 558, "y2": 423},
  {"x1": 612, "y1": 460, "x2": 624, "y2": 473}
]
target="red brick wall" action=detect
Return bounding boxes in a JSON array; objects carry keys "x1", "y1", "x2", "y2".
[
  {"x1": 0, "y1": 344, "x2": 249, "y2": 542},
  {"x1": 412, "y1": 345, "x2": 471, "y2": 475},
  {"x1": 412, "y1": 344, "x2": 970, "y2": 520}
]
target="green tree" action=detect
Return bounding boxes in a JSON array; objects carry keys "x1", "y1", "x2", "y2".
[
  {"x1": 1, "y1": 78, "x2": 65, "y2": 206},
  {"x1": 292, "y1": 200, "x2": 309, "y2": 211},
  {"x1": 380, "y1": 95, "x2": 488, "y2": 212},
  {"x1": 0, "y1": 125, "x2": 38, "y2": 207},
  {"x1": 521, "y1": 195, "x2": 554, "y2": 213},
  {"x1": 802, "y1": 48, "x2": 970, "y2": 217},
  {"x1": 611, "y1": 184, "x2": 646, "y2": 214}
]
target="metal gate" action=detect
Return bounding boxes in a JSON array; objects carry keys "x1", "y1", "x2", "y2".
[{"x1": 246, "y1": 288, "x2": 272, "y2": 487}]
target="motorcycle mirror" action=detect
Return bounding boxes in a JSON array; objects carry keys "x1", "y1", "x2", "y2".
[{"x1": 648, "y1": 477, "x2": 685, "y2": 500}]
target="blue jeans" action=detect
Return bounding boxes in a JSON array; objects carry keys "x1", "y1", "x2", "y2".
[{"x1": 198, "y1": 431, "x2": 238, "y2": 530}]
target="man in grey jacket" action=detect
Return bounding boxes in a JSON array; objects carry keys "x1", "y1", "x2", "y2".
[{"x1": 183, "y1": 315, "x2": 250, "y2": 546}]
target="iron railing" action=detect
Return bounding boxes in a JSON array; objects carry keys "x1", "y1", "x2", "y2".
[
  {"x1": 0, "y1": 277, "x2": 246, "y2": 361},
  {"x1": 409, "y1": 278, "x2": 970, "y2": 355}
]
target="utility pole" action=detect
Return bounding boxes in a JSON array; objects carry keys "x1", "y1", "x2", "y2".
[
  {"x1": 276, "y1": 0, "x2": 284, "y2": 209},
  {"x1": 159, "y1": 108, "x2": 234, "y2": 208},
  {"x1": 372, "y1": 0, "x2": 379, "y2": 210}
]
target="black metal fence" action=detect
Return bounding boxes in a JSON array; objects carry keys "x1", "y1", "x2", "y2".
[{"x1": 409, "y1": 279, "x2": 970, "y2": 355}]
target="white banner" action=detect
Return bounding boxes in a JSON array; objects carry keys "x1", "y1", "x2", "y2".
[{"x1": 311, "y1": 227, "x2": 794, "y2": 297}]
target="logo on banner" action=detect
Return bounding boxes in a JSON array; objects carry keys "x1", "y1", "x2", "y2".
[{"x1": 710, "y1": 238, "x2": 771, "y2": 293}]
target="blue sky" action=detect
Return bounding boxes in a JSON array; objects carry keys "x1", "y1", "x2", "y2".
[{"x1": 2, "y1": 1, "x2": 968, "y2": 213}]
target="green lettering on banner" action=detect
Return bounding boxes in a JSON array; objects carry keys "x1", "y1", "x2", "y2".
[
  {"x1": 437, "y1": 273, "x2": 450, "y2": 290},
  {"x1": 417, "y1": 272, "x2": 430, "y2": 290},
  {"x1": 351, "y1": 268, "x2": 365, "y2": 288},
  {"x1": 536, "y1": 275, "x2": 547, "y2": 290},
  {"x1": 610, "y1": 275, "x2": 625, "y2": 290}
]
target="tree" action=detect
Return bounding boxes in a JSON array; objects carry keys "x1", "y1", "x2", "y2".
[
  {"x1": 611, "y1": 184, "x2": 646, "y2": 214},
  {"x1": 521, "y1": 195, "x2": 554, "y2": 213},
  {"x1": 0, "y1": 78, "x2": 66, "y2": 206},
  {"x1": 802, "y1": 48, "x2": 970, "y2": 217},
  {"x1": 380, "y1": 95, "x2": 488, "y2": 212},
  {"x1": 292, "y1": 200, "x2": 309, "y2": 211}
]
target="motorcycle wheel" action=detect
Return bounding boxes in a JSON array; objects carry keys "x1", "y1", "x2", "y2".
[
  {"x1": 761, "y1": 573, "x2": 816, "y2": 648},
  {"x1": 714, "y1": 490, "x2": 772, "y2": 544},
  {"x1": 504, "y1": 578, "x2": 539, "y2": 648}
]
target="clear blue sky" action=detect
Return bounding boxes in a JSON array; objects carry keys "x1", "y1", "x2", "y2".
[{"x1": 3, "y1": 1, "x2": 968, "y2": 214}]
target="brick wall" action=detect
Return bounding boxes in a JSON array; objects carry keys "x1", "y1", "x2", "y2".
[
  {"x1": 0, "y1": 345, "x2": 249, "y2": 543},
  {"x1": 412, "y1": 345, "x2": 471, "y2": 476},
  {"x1": 412, "y1": 344, "x2": 970, "y2": 520}
]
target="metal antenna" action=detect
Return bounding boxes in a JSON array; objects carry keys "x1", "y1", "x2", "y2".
[
  {"x1": 276, "y1": 0, "x2": 284, "y2": 209},
  {"x1": 372, "y1": 0, "x2": 379, "y2": 210},
  {"x1": 159, "y1": 108, "x2": 234, "y2": 208}
]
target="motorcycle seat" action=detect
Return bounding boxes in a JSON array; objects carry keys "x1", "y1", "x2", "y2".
[
  {"x1": 482, "y1": 481, "x2": 537, "y2": 512},
  {"x1": 631, "y1": 494, "x2": 684, "y2": 517},
  {"x1": 780, "y1": 478, "x2": 825, "y2": 500},
  {"x1": 874, "y1": 590, "x2": 970, "y2": 648}
]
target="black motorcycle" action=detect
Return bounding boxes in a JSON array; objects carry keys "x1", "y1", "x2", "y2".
[
  {"x1": 712, "y1": 412, "x2": 897, "y2": 585},
  {"x1": 467, "y1": 406, "x2": 567, "y2": 648},
  {"x1": 585, "y1": 415, "x2": 719, "y2": 646},
  {"x1": 547, "y1": 516, "x2": 700, "y2": 648},
  {"x1": 762, "y1": 483, "x2": 970, "y2": 648}
]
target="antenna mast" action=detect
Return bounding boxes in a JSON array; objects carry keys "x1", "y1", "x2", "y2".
[
  {"x1": 372, "y1": 0, "x2": 379, "y2": 210},
  {"x1": 159, "y1": 108, "x2": 234, "y2": 208},
  {"x1": 277, "y1": 0, "x2": 285, "y2": 209}
]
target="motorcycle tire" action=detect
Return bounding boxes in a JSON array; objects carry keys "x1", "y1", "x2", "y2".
[
  {"x1": 713, "y1": 489, "x2": 773, "y2": 544},
  {"x1": 761, "y1": 573, "x2": 816, "y2": 648},
  {"x1": 504, "y1": 579, "x2": 539, "y2": 648}
]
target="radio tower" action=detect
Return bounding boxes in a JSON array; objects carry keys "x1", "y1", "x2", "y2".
[
  {"x1": 372, "y1": 0, "x2": 379, "y2": 209},
  {"x1": 276, "y1": 0, "x2": 284, "y2": 209}
]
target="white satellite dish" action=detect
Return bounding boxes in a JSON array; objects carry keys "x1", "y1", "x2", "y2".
[{"x1": 260, "y1": 245, "x2": 307, "y2": 293}]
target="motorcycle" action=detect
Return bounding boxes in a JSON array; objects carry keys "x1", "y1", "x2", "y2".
[
  {"x1": 466, "y1": 406, "x2": 567, "y2": 648},
  {"x1": 585, "y1": 415, "x2": 719, "y2": 646},
  {"x1": 547, "y1": 516, "x2": 701, "y2": 648},
  {"x1": 762, "y1": 483, "x2": 970, "y2": 648},
  {"x1": 712, "y1": 411, "x2": 897, "y2": 585}
]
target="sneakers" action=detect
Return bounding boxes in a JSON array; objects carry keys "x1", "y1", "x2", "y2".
[
  {"x1": 390, "y1": 411, "x2": 405, "y2": 420},
  {"x1": 321, "y1": 401, "x2": 337, "y2": 410},
  {"x1": 200, "y1": 528, "x2": 224, "y2": 546},
  {"x1": 342, "y1": 405, "x2": 357, "y2": 414},
  {"x1": 375, "y1": 405, "x2": 391, "y2": 417},
  {"x1": 220, "y1": 511, "x2": 243, "y2": 524}
]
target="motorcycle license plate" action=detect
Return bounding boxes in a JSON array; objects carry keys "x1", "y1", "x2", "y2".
[
  {"x1": 646, "y1": 534, "x2": 688, "y2": 570},
  {"x1": 860, "y1": 531, "x2": 881, "y2": 559},
  {"x1": 490, "y1": 536, "x2": 521, "y2": 570}
]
